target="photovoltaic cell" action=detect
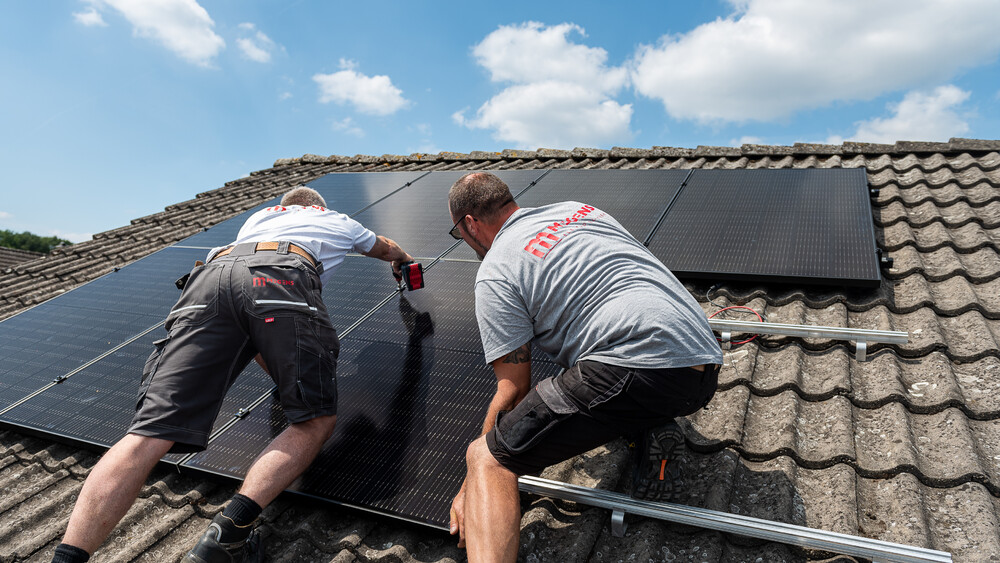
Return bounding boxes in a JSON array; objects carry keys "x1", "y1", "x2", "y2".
[
  {"x1": 444, "y1": 169, "x2": 688, "y2": 261},
  {"x1": 354, "y1": 170, "x2": 545, "y2": 259},
  {"x1": 646, "y1": 168, "x2": 880, "y2": 287}
]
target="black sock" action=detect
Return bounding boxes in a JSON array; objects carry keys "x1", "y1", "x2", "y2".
[
  {"x1": 216, "y1": 493, "x2": 263, "y2": 542},
  {"x1": 52, "y1": 543, "x2": 90, "y2": 563}
]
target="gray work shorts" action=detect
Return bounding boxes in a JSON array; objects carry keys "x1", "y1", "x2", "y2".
[
  {"x1": 486, "y1": 360, "x2": 719, "y2": 475},
  {"x1": 128, "y1": 243, "x2": 339, "y2": 453}
]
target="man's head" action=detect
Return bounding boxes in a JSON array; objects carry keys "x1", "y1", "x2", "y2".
[
  {"x1": 281, "y1": 186, "x2": 327, "y2": 208},
  {"x1": 447, "y1": 172, "x2": 517, "y2": 260}
]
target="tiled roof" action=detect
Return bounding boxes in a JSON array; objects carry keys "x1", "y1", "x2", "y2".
[
  {"x1": 0, "y1": 246, "x2": 44, "y2": 271},
  {"x1": 2, "y1": 138, "x2": 1000, "y2": 562}
]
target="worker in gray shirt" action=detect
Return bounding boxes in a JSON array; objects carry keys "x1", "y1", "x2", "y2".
[{"x1": 446, "y1": 172, "x2": 722, "y2": 562}]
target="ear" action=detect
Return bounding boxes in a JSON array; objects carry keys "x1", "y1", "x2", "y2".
[{"x1": 464, "y1": 214, "x2": 478, "y2": 236}]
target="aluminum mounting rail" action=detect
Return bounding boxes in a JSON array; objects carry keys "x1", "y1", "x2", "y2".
[
  {"x1": 707, "y1": 319, "x2": 909, "y2": 361},
  {"x1": 518, "y1": 476, "x2": 952, "y2": 563}
]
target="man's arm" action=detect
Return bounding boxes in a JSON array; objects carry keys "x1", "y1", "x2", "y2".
[
  {"x1": 480, "y1": 343, "x2": 532, "y2": 435},
  {"x1": 362, "y1": 235, "x2": 414, "y2": 278}
]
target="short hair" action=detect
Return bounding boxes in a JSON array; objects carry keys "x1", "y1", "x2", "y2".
[
  {"x1": 280, "y1": 186, "x2": 327, "y2": 208},
  {"x1": 448, "y1": 172, "x2": 514, "y2": 223}
]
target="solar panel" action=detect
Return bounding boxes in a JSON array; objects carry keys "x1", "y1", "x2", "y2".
[
  {"x1": 646, "y1": 168, "x2": 880, "y2": 287},
  {"x1": 184, "y1": 323, "x2": 563, "y2": 529},
  {"x1": 444, "y1": 169, "x2": 688, "y2": 262},
  {"x1": 0, "y1": 330, "x2": 272, "y2": 450},
  {"x1": 353, "y1": 170, "x2": 546, "y2": 260},
  {"x1": 175, "y1": 201, "x2": 279, "y2": 249},
  {"x1": 306, "y1": 171, "x2": 427, "y2": 216},
  {"x1": 320, "y1": 255, "x2": 402, "y2": 333}
]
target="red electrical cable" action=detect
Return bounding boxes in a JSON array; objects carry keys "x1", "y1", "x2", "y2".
[{"x1": 709, "y1": 305, "x2": 763, "y2": 346}]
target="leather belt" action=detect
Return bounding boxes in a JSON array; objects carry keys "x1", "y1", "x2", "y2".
[{"x1": 211, "y1": 241, "x2": 317, "y2": 267}]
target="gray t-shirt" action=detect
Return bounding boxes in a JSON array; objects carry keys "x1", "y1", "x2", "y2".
[{"x1": 475, "y1": 201, "x2": 723, "y2": 369}]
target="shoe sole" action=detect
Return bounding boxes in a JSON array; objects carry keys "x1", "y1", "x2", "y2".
[{"x1": 632, "y1": 423, "x2": 685, "y2": 502}]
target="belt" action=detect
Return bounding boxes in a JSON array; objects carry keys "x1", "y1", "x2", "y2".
[{"x1": 211, "y1": 241, "x2": 317, "y2": 267}]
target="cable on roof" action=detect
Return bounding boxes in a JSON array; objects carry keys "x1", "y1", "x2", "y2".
[{"x1": 709, "y1": 305, "x2": 763, "y2": 346}]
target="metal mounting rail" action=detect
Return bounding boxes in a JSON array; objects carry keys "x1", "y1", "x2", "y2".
[
  {"x1": 518, "y1": 476, "x2": 952, "y2": 563},
  {"x1": 707, "y1": 319, "x2": 909, "y2": 361}
]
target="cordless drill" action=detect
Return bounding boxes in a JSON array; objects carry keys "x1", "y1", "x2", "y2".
[{"x1": 395, "y1": 261, "x2": 424, "y2": 291}]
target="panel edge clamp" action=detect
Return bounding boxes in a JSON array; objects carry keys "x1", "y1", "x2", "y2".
[
  {"x1": 236, "y1": 407, "x2": 250, "y2": 419},
  {"x1": 611, "y1": 509, "x2": 627, "y2": 537},
  {"x1": 719, "y1": 331, "x2": 732, "y2": 350},
  {"x1": 855, "y1": 341, "x2": 868, "y2": 362}
]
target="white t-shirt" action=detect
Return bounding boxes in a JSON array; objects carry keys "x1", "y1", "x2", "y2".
[{"x1": 208, "y1": 204, "x2": 377, "y2": 285}]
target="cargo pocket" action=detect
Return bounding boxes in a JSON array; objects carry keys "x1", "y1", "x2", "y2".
[
  {"x1": 135, "y1": 336, "x2": 169, "y2": 410},
  {"x1": 166, "y1": 264, "x2": 221, "y2": 329},
  {"x1": 293, "y1": 317, "x2": 337, "y2": 412},
  {"x1": 496, "y1": 378, "x2": 578, "y2": 455}
]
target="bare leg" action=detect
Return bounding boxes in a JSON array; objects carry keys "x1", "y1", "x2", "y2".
[
  {"x1": 62, "y1": 434, "x2": 174, "y2": 553},
  {"x1": 464, "y1": 437, "x2": 520, "y2": 563},
  {"x1": 237, "y1": 415, "x2": 336, "y2": 507}
]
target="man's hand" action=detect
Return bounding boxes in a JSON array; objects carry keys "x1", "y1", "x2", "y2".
[{"x1": 450, "y1": 481, "x2": 467, "y2": 548}]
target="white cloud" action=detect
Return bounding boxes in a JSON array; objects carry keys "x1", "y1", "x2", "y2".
[
  {"x1": 279, "y1": 91, "x2": 292, "y2": 101},
  {"x1": 331, "y1": 117, "x2": 364, "y2": 137},
  {"x1": 731, "y1": 136, "x2": 763, "y2": 147},
  {"x1": 93, "y1": 0, "x2": 225, "y2": 67},
  {"x1": 631, "y1": 0, "x2": 1000, "y2": 123},
  {"x1": 0, "y1": 211, "x2": 12, "y2": 220},
  {"x1": 313, "y1": 59, "x2": 410, "y2": 116},
  {"x1": 830, "y1": 85, "x2": 970, "y2": 144},
  {"x1": 236, "y1": 22, "x2": 278, "y2": 63},
  {"x1": 73, "y1": 7, "x2": 107, "y2": 27},
  {"x1": 49, "y1": 230, "x2": 92, "y2": 244},
  {"x1": 459, "y1": 22, "x2": 632, "y2": 149}
]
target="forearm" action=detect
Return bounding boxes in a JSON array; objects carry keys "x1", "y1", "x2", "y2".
[
  {"x1": 372, "y1": 235, "x2": 412, "y2": 263},
  {"x1": 480, "y1": 384, "x2": 522, "y2": 436}
]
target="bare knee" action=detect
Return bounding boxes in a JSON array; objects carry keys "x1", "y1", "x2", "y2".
[
  {"x1": 292, "y1": 414, "x2": 337, "y2": 442},
  {"x1": 466, "y1": 436, "x2": 500, "y2": 472}
]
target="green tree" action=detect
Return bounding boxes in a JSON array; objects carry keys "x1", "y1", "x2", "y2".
[{"x1": 0, "y1": 229, "x2": 72, "y2": 254}]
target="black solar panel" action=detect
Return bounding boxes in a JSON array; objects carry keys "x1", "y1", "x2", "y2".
[
  {"x1": 646, "y1": 168, "x2": 880, "y2": 287},
  {"x1": 444, "y1": 169, "x2": 688, "y2": 262},
  {"x1": 0, "y1": 330, "x2": 271, "y2": 449},
  {"x1": 307, "y1": 171, "x2": 427, "y2": 215},
  {"x1": 183, "y1": 336, "x2": 563, "y2": 529},
  {"x1": 320, "y1": 256, "x2": 401, "y2": 332},
  {"x1": 175, "y1": 201, "x2": 279, "y2": 249},
  {"x1": 54, "y1": 247, "x2": 209, "y2": 316},
  {"x1": 354, "y1": 170, "x2": 545, "y2": 260},
  {"x1": 0, "y1": 304, "x2": 163, "y2": 411},
  {"x1": 345, "y1": 261, "x2": 483, "y2": 352}
]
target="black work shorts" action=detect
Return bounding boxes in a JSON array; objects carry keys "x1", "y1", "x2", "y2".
[
  {"x1": 128, "y1": 247, "x2": 339, "y2": 454},
  {"x1": 486, "y1": 360, "x2": 719, "y2": 476}
]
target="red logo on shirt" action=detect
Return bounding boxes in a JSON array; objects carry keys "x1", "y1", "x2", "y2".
[{"x1": 523, "y1": 204, "x2": 597, "y2": 259}]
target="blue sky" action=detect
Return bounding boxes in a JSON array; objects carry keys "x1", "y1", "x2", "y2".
[{"x1": 1, "y1": 0, "x2": 999, "y2": 243}]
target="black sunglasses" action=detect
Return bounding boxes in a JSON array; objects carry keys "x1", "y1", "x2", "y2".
[{"x1": 449, "y1": 198, "x2": 514, "y2": 240}]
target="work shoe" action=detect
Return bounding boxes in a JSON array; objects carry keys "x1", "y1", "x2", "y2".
[
  {"x1": 631, "y1": 420, "x2": 686, "y2": 502},
  {"x1": 185, "y1": 512, "x2": 263, "y2": 563}
]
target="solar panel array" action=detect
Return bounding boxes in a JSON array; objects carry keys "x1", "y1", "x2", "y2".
[{"x1": 0, "y1": 169, "x2": 880, "y2": 530}]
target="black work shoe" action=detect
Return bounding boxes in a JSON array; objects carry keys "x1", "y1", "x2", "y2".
[
  {"x1": 631, "y1": 421, "x2": 685, "y2": 502},
  {"x1": 185, "y1": 513, "x2": 263, "y2": 563}
]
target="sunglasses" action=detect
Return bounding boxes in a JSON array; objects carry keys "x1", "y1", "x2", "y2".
[{"x1": 449, "y1": 198, "x2": 514, "y2": 240}]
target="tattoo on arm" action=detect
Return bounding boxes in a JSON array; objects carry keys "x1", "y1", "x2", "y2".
[{"x1": 502, "y1": 344, "x2": 531, "y2": 365}]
